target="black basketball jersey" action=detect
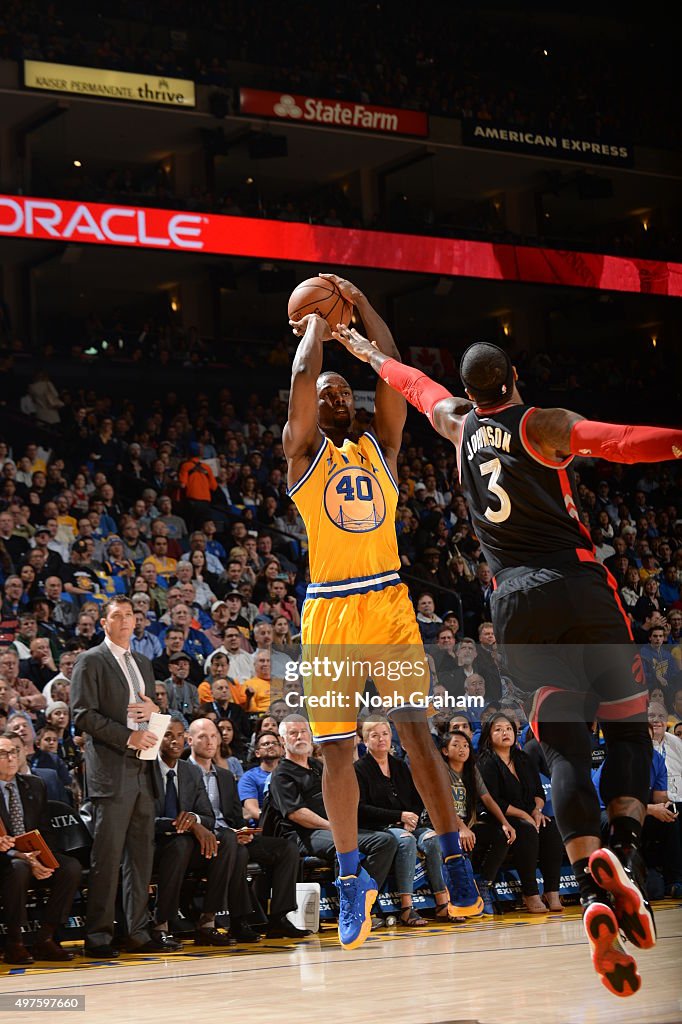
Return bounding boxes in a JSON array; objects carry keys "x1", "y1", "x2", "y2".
[{"x1": 457, "y1": 403, "x2": 592, "y2": 576}]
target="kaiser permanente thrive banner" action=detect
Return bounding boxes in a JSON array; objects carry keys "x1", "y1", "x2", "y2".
[
  {"x1": 0, "y1": 195, "x2": 679, "y2": 297},
  {"x1": 24, "y1": 60, "x2": 195, "y2": 107}
]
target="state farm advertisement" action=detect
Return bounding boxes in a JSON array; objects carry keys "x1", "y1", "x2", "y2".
[
  {"x1": 0, "y1": 195, "x2": 680, "y2": 297},
  {"x1": 239, "y1": 87, "x2": 428, "y2": 137}
]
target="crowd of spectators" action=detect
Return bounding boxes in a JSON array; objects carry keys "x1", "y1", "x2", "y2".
[
  {"x1": 0, "y1": 343, "x2": 681, "y2": 947},
  {"x1": 1, "y1": 1, "x2": 676, "y2": 151},
  {"x1": 2, "y1": 3, "x2": 681, "y2": 261},
  {"x1": 29, "y1": 154, "x2": 681, "y2": 263}
]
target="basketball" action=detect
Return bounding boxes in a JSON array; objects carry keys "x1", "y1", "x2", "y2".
[{"x1": 287, "y1": 276, "x2": 353, "y2": 331}]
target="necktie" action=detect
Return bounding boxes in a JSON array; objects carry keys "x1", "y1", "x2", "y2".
[
  {"x1": 123, "y1": 650, "x2": 148, "y2": 731},
  {"x1": 164, "y1": 769, "x2": 179, "y2": 819},
  {"x1": 7, "y1": 781, "x2": 25, "y2": 836}
]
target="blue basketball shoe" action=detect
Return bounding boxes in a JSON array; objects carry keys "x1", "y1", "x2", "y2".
[
  {"x1": 443, "y1": 854, "x2": 484, "y2": 917},
  {"x1": 335, "y1": 865, "x2": 378, "y2": 950}
]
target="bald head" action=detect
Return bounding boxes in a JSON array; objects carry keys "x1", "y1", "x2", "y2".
[
  {"x1": 316, "y1": 371, "x2": 350, "y2": 393},
  {"x1": 188, "y1": 717, "x2": 217, "y2": 739},
  {"x1": 186, "y1": 716, "x2": 220, "y2": 760}
]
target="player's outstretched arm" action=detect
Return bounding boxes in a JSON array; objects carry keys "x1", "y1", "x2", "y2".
[
  {"x1": 321, "y1": 273, "x2": 406, "y2": 458},
  {"x1": 333, "y1": 324, "x2": 472, "y2": 446},
  {"x1": 526, "y1": 407, "x2": 682, "y2": 465},
  {"x1": 282, "y1": 314, "x2": 328, "y2": 467}
]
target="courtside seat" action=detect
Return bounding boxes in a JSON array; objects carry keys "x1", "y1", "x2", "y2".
[
  {"x1": 301, "y1": 855, "x2": 334, "y2": 882},
  {"x1": 48, "y1": 800, "x2": 93, "y2": 870}
]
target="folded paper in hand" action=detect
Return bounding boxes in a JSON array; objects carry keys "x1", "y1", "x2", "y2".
[{"x1": 138, "y1": 712, "x2": 172, "y2": 759}]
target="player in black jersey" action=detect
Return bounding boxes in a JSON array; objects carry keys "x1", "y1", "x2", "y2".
[{"x1": 335, "y1": 324, "x2": 682, "y2": 998}]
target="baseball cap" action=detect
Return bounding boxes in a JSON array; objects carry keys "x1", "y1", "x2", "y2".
[
  {"x1": 34, "y1": 525, "x2": 50, "y2": 536},
  {"x1": 169, "y1": 651, "x2": 191, "y2": 664},
  {"x1": 225, "y1": 590, "x2": 243, "y2": 601},
  {"x1": 211, "y1": 600, "x2": 228, "y2": 613},
  {"x1": 442, "y1": 609, "x2": 460, "y2": 620},
  {"x1": 72, "y1": 539, "x2": 88, "y2": 554}
]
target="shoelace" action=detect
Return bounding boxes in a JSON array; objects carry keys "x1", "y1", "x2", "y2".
[
  {"x1": 445, "y1": 857, "x2": 475, "y2": 903},
  {"x1": 335, "y1": 876, "x2": 362, "y2": 925}
]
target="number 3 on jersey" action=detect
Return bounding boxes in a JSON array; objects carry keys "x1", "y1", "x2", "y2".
[{"x1": 479, "y1": 457, "x2": 511, "y2": 523}]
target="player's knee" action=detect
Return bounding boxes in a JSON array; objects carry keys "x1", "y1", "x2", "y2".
[
  {"x1": 319, "y1": 737, "x2": 355, "y2": 767},
  {"x1": 392, "y1": 715, "x2": 432, "y2": 754},
  {"x1": 601, "y1": 719, "x2": 651, "y2": 749}
]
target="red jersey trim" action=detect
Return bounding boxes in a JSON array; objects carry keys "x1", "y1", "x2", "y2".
[
  {"x1": 519, "y1": 408, "x2": 574, "y2": 469},
  {"x1": 576, "y1": 547, "x2": 635, "y2": 641},
  {"x1": 474, "y1": 401, "x2": 515, "y2": 417},
  {"x1": 597, "y1": 692, "x2": 649, "y2": 721}
]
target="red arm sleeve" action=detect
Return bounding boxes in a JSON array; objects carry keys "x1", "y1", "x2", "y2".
[
  {"x1": 569, "y1": 420, "x2": 682, "y2": 464},
  {"x1": 379, "y1": 358, "x2": 454, "y2": 424}
]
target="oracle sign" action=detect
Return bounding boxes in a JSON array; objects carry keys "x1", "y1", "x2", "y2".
[
  {"x1": 0, "y1": 196, "x2": 204, "y2": 249},
  {"x1": 1, "y1": 195, "x2": 680, "y2": 298},
  {"x1": 239, "y1": 87, "x2": 428, "y2": 137}
]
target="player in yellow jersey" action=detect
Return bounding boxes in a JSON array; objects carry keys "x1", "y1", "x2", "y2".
[{"x1": 283, "y1": 274, "x2": 483, "y2": 950}]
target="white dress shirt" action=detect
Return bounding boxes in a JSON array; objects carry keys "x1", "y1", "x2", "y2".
[
  {"x1": 104, "y1": 635, "x2": 146, "y2": 731},
  {"x1": 189, "y1": 755, "x2": 227, "y2": 829},
  {"x1": 206, "y1": 647, "x2": 255, "y2": 684},
  {"x1": 158, "y1": 757, "x2": 200, "y2": 824},
  {"x1": 654, "y1": 732, "x2": 682, "y2": 802}
]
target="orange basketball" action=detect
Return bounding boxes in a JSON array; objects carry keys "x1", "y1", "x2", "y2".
[{"x1": 287, "y1": 276, "x2": 353, "y2": 331}]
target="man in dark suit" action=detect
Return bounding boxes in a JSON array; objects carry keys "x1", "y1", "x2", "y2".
[
  {"x1": 187, "y1": 717, "x2": 309, "y2": 940},
  {"x1": 438, "y1": 636, "x2": 501, "y2": 702},
  {"x1": 6, "y1": 730, "x2": 72, "y2": 805},
  {"x1": 0, "y1": 733, "x2": 82, "y2": 964},
  {"x1": 461, "y1": 562, "x2": 494, "y2": 634},
  {"x1": 151, "y1": 718, "x2": 252, "y2": 947},
  {"x1": 70, "y1": 594, "x2": 167, "y2": 959}
]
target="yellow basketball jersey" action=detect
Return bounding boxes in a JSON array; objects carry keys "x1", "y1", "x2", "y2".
[{"x1": 288, "y1": 432, "x2": 400, "y2": 588}]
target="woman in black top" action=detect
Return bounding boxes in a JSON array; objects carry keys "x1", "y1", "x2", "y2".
[
  {"x1": 477, "y1": 713, "x2": 565, "y2": 913},
  {"x1": 633, "y1": 576, "x2": 668, "y2": 629},
  {"x1": 355, "y1": 717, "x2": 452, "y2": 924}
]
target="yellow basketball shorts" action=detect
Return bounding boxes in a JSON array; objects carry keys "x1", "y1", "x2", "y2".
[{"x1": 299, "y1": 575, "x2": 431, "y2": 742}]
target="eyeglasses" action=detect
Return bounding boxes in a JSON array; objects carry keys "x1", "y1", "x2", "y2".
[{"x1": 0, "y1": 751, "x2": 19, "y2": 760}]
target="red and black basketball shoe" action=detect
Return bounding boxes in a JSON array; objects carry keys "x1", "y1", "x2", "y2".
[
  {"x1": 582, "y1": 898, "x2": 641, "y2": 998},
  {"x1": 588, "y1": 846, "x2": 656, "y2": 950}
]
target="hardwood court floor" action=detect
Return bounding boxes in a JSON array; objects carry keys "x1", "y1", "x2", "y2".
[{"x1": 1, "y1": 903, "x2": 680, "y2": 1024}]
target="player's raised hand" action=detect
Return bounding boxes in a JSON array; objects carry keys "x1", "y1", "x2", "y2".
[
  {"x1": 332, "y1": 324, "x2": 378, "y2": 363},
  {"x1": 289, "y1": 312, "x2": 332, "y2": 340},
  {"x1": 318, "y1": 272, "x2": 363, "y2": 305}
]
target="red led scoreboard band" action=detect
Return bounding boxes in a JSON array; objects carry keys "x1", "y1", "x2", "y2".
[{"x1": 1, "y1": 195, "x2": 681, "y2": 297}]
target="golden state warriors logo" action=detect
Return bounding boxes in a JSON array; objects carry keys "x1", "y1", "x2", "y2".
[{"x1": 323, "y1": 466, "x2": 386, "y2": 533}]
